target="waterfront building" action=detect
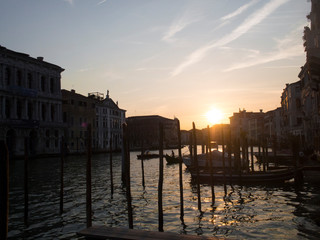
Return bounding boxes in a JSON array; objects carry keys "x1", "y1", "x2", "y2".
[
  {"x1": 280, "y1": 81, "x2": 304, "y2": 140},
  {"x1": 0, "y1": 46, "x2": 64, "y2": 157},
  {"x1": 62, "y1": 89, "x2": 96, "y2": 153},
  {"x1": 89, "y1": 91, "x2": 126, "y2": 152},
  {"x1": 264, "y1": 108, "x2": 282, "y2": 146},
  {"x1": 300, "y1": 0, "x2": 320, "y2": 150},
  {"x1": 229, "y1": 109, "x2": 264, "y2": 143},
  {"x1": 126, "y1": 115, "x2": 178, "y2": 150},
  {"x1": 62, "y1": 89, "x2": 126, "y2": 153}
]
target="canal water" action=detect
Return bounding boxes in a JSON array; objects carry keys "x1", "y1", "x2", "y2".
[{"x1": 7, "y1": 148, "x2": 320, "y2": 239}]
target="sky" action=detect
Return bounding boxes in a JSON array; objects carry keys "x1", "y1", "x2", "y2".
[{"x1": 0, "y1": 0, "x2": 311, "y2": 130}]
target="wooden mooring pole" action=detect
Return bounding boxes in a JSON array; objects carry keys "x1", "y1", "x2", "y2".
[
  {"x1": 176, "y1": 119, "x2": 184, "y2": 220},
  {"x1": 0, "y1": 141, "x2": 9, "y2": 240},
  {"x1": 86, "y1": 124, "x2": 92, "y2": 228},
  {"x1": 24, "y1": 138, "x2": 29, "y2": 226},
  {"x1": 60, "y1": 137, "x2": 64, "y2": 215},
  {"x1": 193, "y1": 122, "x2": 201, "y2": 212},
  {"x1": 158, "y1": 123, "x2": 164, "y2": 232},
  {"x1": 207, "y1": 126, "x2": 215, "y2": 205},
  {"x1": 109, "y1": 138, "x2": 114, "y2": 195}
]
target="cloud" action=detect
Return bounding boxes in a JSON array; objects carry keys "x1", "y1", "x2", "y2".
[
  {"x1": 170, "y1": 0, "x2": 290, "y2": 77},
  {"x1": 162, "y1": 9, "x2": 202, "y2": 43},
  {"x1": 224, "y1": 24, "x2": 305, "y2": 71},
  {"x1": 220, "y1": 0, "x2": 259, "y2": 21},
  {"x1": 97, "y1": 0, "x2": 106, "y2": 5}
]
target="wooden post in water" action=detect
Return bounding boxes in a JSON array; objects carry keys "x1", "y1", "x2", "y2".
[
  {"x1": 86, "y1": 124, "x2": 92, "y2": 228},
  {"x1": 207, "y1": 126, "x2": 215, "y2": 205},
  {"x1": 0, "y1": 141, "x2": 9, "y2": 240},
  {"x1": 158, "y1": 123, "x2": 164, "y2": 232},
  {"x1": 140, "y1": 143, "x2": 145, "y2": 189},
  {"x1": 221, "y1": 127, "x2": 226, "y2": 186},
  {"x1": 123, "y1": 123, "x2": 133, "y2": 229},
  {"x1": 110, "y1": 137, "x2": 114, "y2": 195},
  {"x1": 250, "y1": 140, "x2": 254, "y2": 172},
  {"x1": 176, "y1": 120, "x2": 184, "y2": 220},
  {"x1": 193, "y1": 122, "x2": 201, "y2": 212},
  {"x1": 228, "y1": 129, "x2": 233, "y2": 181},
  {"x1": 245, "y1": 137, "x2": 250, "y2": 172},
  {"x1": 24, "y1": 138, "x2": 29, "y2": 226},
  {"x1": 60, "y1": 137, "x2": 64, "y2": 215}
]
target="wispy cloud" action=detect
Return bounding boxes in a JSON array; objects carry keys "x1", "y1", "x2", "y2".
[
  {"x1": 221, "y1": 0, "x2": 259, "y2": 21},
  {"x1": 170, "y1": 0, "x2": 290, "y2": 77},
  {"x1": 224, "y1": 23, "x2": 304, "y2": 71},
  {"x1": 162, "y1": 9, "x2": 202, "y2": 43},
  {"x1": 97, "y1": 0, "x2": 106, "y2": 5}
]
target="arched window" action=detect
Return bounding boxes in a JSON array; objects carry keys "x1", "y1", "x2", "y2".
[
  {"x1": 17, "y1": 70, "x2": 22, "y2": 86},
  {"x1": 5, "y1": 67, "x2": 11, "y2": 85},
  {"x1": 50, "y1": 78, "x2": 55, "y2": 94},
  {"x1": 27, "y1": 73, "x2": 33, "y2": 88},
  {"x1": 42, "y1": 104, "x2": 47, "y2": 121},
  {"x1": 51, "y1": 105, "x2": 55, "y2": 121},
  {"x1": 17, "y1": 100, "x2": 22, "y2": 119},
  {"x1": 27, "y1": 102, "x2": 33, "y2": 119},
  {"x1": 5, "y1": 99, "x2": 11, "y2": 118},
  {"x1": 41, "y1": 76, "x2": 46, "y2": 92}
]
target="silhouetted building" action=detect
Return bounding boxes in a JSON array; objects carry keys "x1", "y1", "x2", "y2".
[
  {"x1": 89, "y1": 90, "x2": 126, "y2": 151},
  {"x1": 0, "y1": 45, "x2": 64, "y2": 157},
  {"x1": 264, "y1": 108, "x2": 282, "y2": 146},
  {"x1": 281, "y1": 81, "x2": 303, "y2": 138},
  {"x1": 62, "y1": 89, "x2": 96, "y2": 153},
  {"x1": 126, "y1": 115, "x2": 178, "y2": 150},
  {"x1": 229, "y1": 109, "x2": 264, "y2": 143},
  {"x1": 300, "y1": 0, "x2": 320, "y2": 150}
]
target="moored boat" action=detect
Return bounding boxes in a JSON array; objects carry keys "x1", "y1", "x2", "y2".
[
  {"x1": 189, "y1": 167, "x2": 300, "y2": 184},
  {"x1": 183, "y1": 150, "x2": 235, "y2": 169}
]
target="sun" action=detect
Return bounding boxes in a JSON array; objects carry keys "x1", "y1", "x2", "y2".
[{"x1": 205, "y1": 108, "x2": 223, "y2": 125}]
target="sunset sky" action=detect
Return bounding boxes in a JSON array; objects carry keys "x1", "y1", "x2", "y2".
[{"x1": 0, "y1": 0, "x2": 310, "y2": 130}]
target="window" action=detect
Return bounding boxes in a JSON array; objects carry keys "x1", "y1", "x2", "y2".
[
  {"x1": 5, "y1": 68, "x2": 11, "y2": 85},
  {"x1": 5, "y1": 99, "x2": 11, "y2": 118},
  {"x1": 42, "y1": 104, "x2": 46, "y2": 121},
  {"x1": 50, "y1": 78, "x2": 54, "y2": 94},
  {"x1": 17, "y1": 70, "x2": 22, "y2": 86},
  {"x1": 17, "y1": 100, "x2": 22, "y2": 119},
  {"x1": 41, "y1": 76, "x2": 46, "y2": 92},
  {"x1": 27, "y1": 73, "x2": 33, "y2": 88},
  {"x1": 27, "y1": 102, "x2": 33, "y2": 120},
  {"x1": 51, "y1": 105, "x2": 55, "y2": 121}
]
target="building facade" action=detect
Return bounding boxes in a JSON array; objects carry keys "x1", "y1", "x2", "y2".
[
  {"x1": 229, "y1": 109, "x2": 264, "y2": 143},
  {"x1": 90, "y1": 91, "x2": 126, "y2": 152},
  {"x1": 280, "y1": 81, "x2": 304, "y2": 138},
  {"x1": 126, "y1": 115, "x2": 178, "y2": 150},
  {"x1": 62, "y1": 89, "x2": 126, "y2": 153},
  {"x1": 62, "y1": 89, "x2": 96, "y2": 153},
  {"x1": 0, "y1": 46, "x2": 64, "y2": 157}
]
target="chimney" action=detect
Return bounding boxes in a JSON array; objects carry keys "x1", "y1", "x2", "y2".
[
  {"x1": 71, "y1": 89, "x2": 75, "y2": 93},
  {"x1": 37, "y1": 57, "x2": 44, "y2": 61}
]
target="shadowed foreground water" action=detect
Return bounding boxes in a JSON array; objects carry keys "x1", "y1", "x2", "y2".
[{"x1": 8, "y1": 149, "x2": 320, "y2": 239}]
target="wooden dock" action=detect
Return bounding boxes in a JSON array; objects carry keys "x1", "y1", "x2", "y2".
[{"x1": 78, "y1": 226, "x2": 222, "y2": 240}]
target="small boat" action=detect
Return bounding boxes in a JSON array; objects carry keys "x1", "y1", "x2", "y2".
[
  {"x1": 137, "y1": 151, "x2": 159, "y2": 160},
  {"x1": 190, "y1": 167, "x2": 299, "y2": 184},
  {"x1": 183, "y1": 150, "x2": 235, "y2": 169},
  {"x1": 164, "y1": 154, "x2": 182, "y2": 164}
]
